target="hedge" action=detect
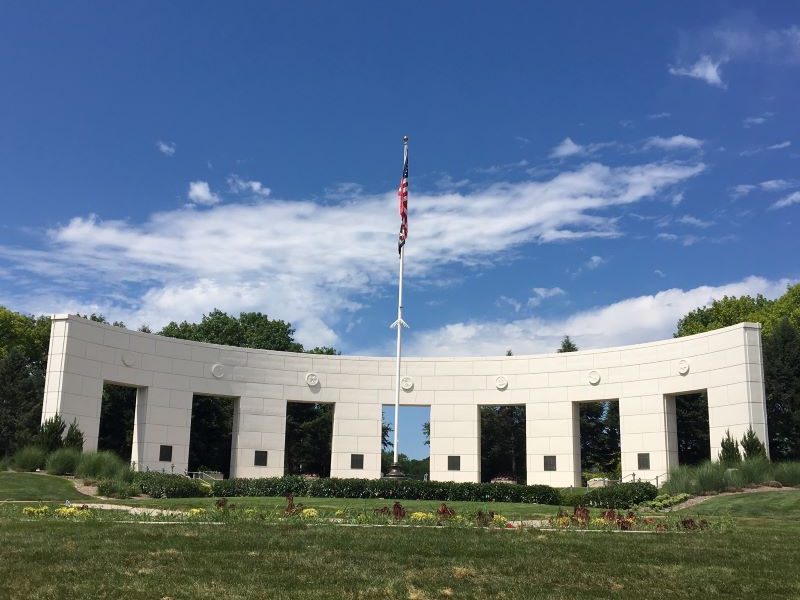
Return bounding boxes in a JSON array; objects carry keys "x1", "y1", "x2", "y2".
[
  {"x1": 212, "y1": 476, "x2": 560, "y2": 505},
  {"x1": 582, "y1": 481, "x2": 658, "y2": 508},
  {"x1": 134, "y1": 472, "x2": 211, "y2": 499}
]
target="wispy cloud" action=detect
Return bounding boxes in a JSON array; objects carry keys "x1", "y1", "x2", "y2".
[
  {"x1": 644, "y1": 135, "x2": 704, "y2": 151},
  {"x1": 549, "y1": 137, "x2": 584, "y2": 158},
  {"x1": 474, "y1": 159, "x2": 529, "y2": 174},
  {"x1": 678, "y1": 214, "x2": 714, "y2": 228},
  {"x1": 527, "y1": 286, "x2": 565, "y2": 308},
  {"x1": 669, "y1": 56, "x2": 727, "y2": 88},
  {"x1": 647, "y1": 112, "x2": 672, "y2": 120},
  {"x1": 771, "y1": 191, "x2": 800, "y2": 210},
  {"x1": 585, "y1": 256, "x2": 605, "y2": 270},
  {"x1": 740, "y1": 140, "x2": 791, "y2": 156},
  {"x1": 227, "y1": 175, "x2": 271, "y2": 198},
  {"x1": 187, "y1": 181, "x2": 220, "y2": 206},
  {"x1": 406, "y1": 276, "x2": 794, "y2": 356},
  {"x1": 156, "y1": 140, "x2": 176, "y2": 156},
  {"x1": 743, "y1": 112, "x2": 774, "y2": 128},
  {"x1": 0, "y1": 160, "x2": 704, "y2": 347}
]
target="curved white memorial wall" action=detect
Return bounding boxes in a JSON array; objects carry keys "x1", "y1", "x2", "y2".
[{"x1": 41, "y1": 314, "x2": 768, "y2": 487}]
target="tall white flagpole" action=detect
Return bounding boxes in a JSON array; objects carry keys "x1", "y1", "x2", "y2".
[{"x1": 389, "y1": 136, "x2": 409, "y2": 473}]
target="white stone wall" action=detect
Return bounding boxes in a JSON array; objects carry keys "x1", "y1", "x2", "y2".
[{"x1": 42, "y1": 315, "x2": 768, "y2": 486}]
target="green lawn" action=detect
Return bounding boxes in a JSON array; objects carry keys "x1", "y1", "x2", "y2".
[
  {"x1": 0, "y1": 472, "x2": 92, "y2": 501},
  {"x1": 684, "y1": 489, "x2": 800, "y2": 519},
  {"x1": 2, "y1": 472, "x2": 800, "y2": 598}
]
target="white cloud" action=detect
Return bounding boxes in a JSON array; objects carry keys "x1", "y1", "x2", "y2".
[
  {"x1": 656, "y1": 233, "x2": 678, "y2": 241},
  {"x1": 654, "y1": 269, "x2": 666, "y2": 278},
  {"x1": 549, "y1": 137, "x2": 583, "y2": 158},
  {"x1": 527, "y1": 287, "x2": 565, "y2": 308},
  {"x1": 228, "y1": 175, "x2": 271, "y2": 198},
  {"x1": 768, "y1": 141, "x2": 791, "y2": 150},
  {"x1": 678, "y1": 214, "x2": 713, "y2": 228},
  {"x1": 732, "y1": 184, "x2": 756, "y2": 198},
  {"x1": 669, "y1": 56, "x2": 727, "y2": 88},
  {"x1": 771, "y1": 191, "x2": 800, "y2": 210},
  {"x1": 740, "y1": 141, "x2": 792, "y2": 157},
  {"x1": 759, "y1": 179, "x2": 793, "y2": 191},
  {"x1": 644, "y1": 135, "x2": 704, "y2": 151},
  {"x1": 585, "y1": 256, "x2": 605, "y2": 270},
  {"x1": 405, "y1": 276, "x2": 793, "y2": 356},
  {"x1": 743, "y1": 112, "x2": 774, "y2": 128},
  {"x1": 475, "y1": 159, "x2": 529, "y2": 174},
  {"x1": 187, "y1": 181, "x2": 220, "y2": 206},
  {"x1": 671, "y1": 191, "x2": 685, "y2": 207},
  {"x1": 648, "y1": 112, "x2": 672, "y2": 120},
  {"x1": 0, "y1": 160, "x2": 705, "y2": 349},
  {"x1": 156, "y1": 140, "x2": 176, "y2": 156},
  {"x1": 497, "y1": 296, "x2": 522, "y2": 313}
]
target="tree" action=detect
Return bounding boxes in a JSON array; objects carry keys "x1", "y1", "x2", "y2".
[
  {"x1": 675, "y1": 392, "x2": 710, "y2": 465},
  {"x1": 740, "y1": 426, "x2": 767, "y2": 461},
  {"x1": 719, "y1": 429, "x2": 742, "y2": 466},
  {"x1": 36, "y1": 414, "x2": 66, "y2": 453},
  {"x1": 422, "y1": 421, "x2": 430, "y2": 446},
  {"x1": 188, "y1": 395, "x2": 234, "y2": 476},
  {"x1": 64, "y1": 419, "x2": 85, "y2": 451},
  {"x1": 284, "y1": 403, "x2": 333, "y2": 476},
  {"x1": 480, "y1": 406, "x2": 526, "y2": 483},
  {"x1": 557, "y1": 335, "x2": 578, "y2": 353},
  {"x1": 97, "y1": 384, "x2": 137, "y2": 459}
]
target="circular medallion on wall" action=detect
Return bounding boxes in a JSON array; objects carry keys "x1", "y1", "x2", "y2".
[
  {"x1": 121, "y1": 352, "x2": 136, "y2": 367},
  {"x1": 211, "y1": 363, "x2": 226, "y2": 379},
  {"x1": 588, "y1": 370, "x2": 601, "y2": 385},
  {"x1": 678, "y1": 359, "x2": 690, "y2": 376},
  {"x1": 305, "y1": 372, "x2": 320, "y2": 387},
  {"x1": 495, "y1": 375, "x2": 509, "y2": 391},
  {"x1": 400, "y1": 376, "x2": 414, "y2": 391}
]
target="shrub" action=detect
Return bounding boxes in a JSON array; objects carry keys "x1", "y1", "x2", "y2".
[
  {"x1": 559, "y1": 488, "x2": 588, "y2": 507},
  {"x1": 582, "y1": 482, "x2": 657, "y2": 509},
  {"x1": 773, "y1": 462, "x2": 800, "y2": 487},
  {"x1": 45, "y1": 448, "x2": 82, "y2": 475},
  {"x1": 12, "y1": 445, "x2": 47, "y2": 471},
  {"x1": 737, "y1": 457, "x2": 770, "y2": 485},
  {"x1": 0, "y1": 456, "x2": 10, "y2": 471},
  {"x1": 76, "y1": 451, "x2": 128, "y2": 480},
  {"x1": 695, "y1": 461, "x2": 728, "y2": 493},
  {"x1": 134, "y1": 472, "x2": 211, "y2": 498},
  {"x1": 97, "y1": 478, "x2": 141, "y2": 498},
  {"x1": 740, "y1": 427, "x2": 767, "y2": 461},
  {"x1": 36, "y1": 414, "x2": 67, "y2": 453},
  {"x1": 63, "y1": 420, "x2": 85, "y2": 451},
  {"x1": 211, "y1": 476, "x2": 560, "y2": 505},
  {"x1": 718, "y1": 429, "x2": 742, "y2": 466}
]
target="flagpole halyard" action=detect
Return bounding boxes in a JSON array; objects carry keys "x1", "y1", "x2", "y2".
[{"x1": 386, "y1": 136, "x2": 409, "y2": 479}]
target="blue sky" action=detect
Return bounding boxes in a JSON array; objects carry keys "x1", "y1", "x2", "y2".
[{"x1": 2, "y1": 3, "x2": 799, "y2": 458}]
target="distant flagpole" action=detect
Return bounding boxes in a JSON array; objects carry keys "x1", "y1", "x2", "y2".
[{"x1": 389, "y1": 136, "x2": 410, "y2": 471}]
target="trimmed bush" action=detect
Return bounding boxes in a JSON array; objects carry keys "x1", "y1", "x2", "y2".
[
  {"x1": 582, "y1": 482, "x2": 657, "y2": 508},
  {"x1": 12, "y1": 445, "x2": 48, "y2": 472},
  {"x1": 558, "y1": 488, "x2": 588, "y2": 507},
  {"x1": 134, "y1": 472, "x2": 211, "y2": 498},
  {"x1": 212, "y1": 476, "x2": 560, "y2": 505},
  {"x1": 97, "y1": 478, "x2": 141, "y2": 499},
  {"x1": 76, "y1": 451, "x2": 128, "y2": 480},
  {"x1": 45, "y1": 448, "x2": 82, "y2": 475}
]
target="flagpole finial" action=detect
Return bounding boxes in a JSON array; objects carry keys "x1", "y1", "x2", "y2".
[{"x1": 403, "y1": 135, "x2": 409, "y2": 143}]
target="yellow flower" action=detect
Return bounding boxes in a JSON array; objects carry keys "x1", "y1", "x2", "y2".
[
  {"x1": 55, "y1": 506, "x2": 79, "y2": 517},
  {"x1": 492, "y1": 514, "x2": 508, "y2": 526},
  {"x1": 187, "y1": 508, "x2": 206, "y2": 517},
  {"x1": 300, "y1": 508, "x2": 318, "y2": 519},
  {"x1": 23, "y1": 506, "x2": 49, "y2": 517},
  {"x1": 334, "y1": 510, "x2": 345, "y2": 518},
  {"x1": 410, "y1": 512, "x2": 435, "y2": 524}
]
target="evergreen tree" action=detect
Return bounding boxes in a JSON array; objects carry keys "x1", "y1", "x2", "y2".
[
  {"x1": 36, "y1": 414, "x2": 66, "y2": 453},
  {"x1": 63, "y1": 419, "x2": 85, "y2": 451},
  {"x1": 763, "y1": 317, "x2": 800, "y2": 460},
  {"x1": 557, "y1": 335, "x2": 579, "y2": 353},
  {"x1": 719, "y1": 429, "x2": 742, "y2": 466},
  {"x1": 740, "y1": 426, "x2": 767, "y2": 461}
]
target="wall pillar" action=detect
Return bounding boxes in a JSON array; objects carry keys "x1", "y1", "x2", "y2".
[
  {"x1": 132, "y1": 387, "x2": 191, "y2": 473},
  {"x1": 619, "y1": 395, "x2": 671, "y2": 482},
  {"x1": 430, "y1": 403, "x2": 479, "y2": 482},
  {"x1": 230, "y1": 396, "x2": 286, "y2": 478},
  {"x1": 330, "y1": 400, "x2": 381, "y2": 479},
  {"x1": 526, "y1": 392, "x2": 581, "y2": 487}
]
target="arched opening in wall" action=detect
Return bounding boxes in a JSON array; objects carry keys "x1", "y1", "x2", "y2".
[
  {"x1": 578, "y1": 400, "x2": 621, "y2": 483},
  {"x1": 189, "y1": 395, "x2": 235, "y2": 478},
  {"x1": 674, "y1": 391, "x2": 710, "y2": 465},
  {"x1": 284, "y1": 402, "x2": 334, "y2": 477},
  {"x1": 479, "y1": 405, "x2": 526, "y2": 484},
  {"x1": 98, "y1": 383, "x2": 137, "y2": 461},
  {"x1": 381, "y1": 405, "x2": 430, "y2": 480}
]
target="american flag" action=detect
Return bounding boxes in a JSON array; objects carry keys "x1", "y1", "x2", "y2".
[{"x1": 398, "y1": 142, "x2": 408, "y2": 255}]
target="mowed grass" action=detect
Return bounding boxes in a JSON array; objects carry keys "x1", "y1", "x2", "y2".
[
  {"x1": 0, "y1": 472, "x2": 91, "y2": 501},
  {"x1": 685, "y1": 489, "x2": 800, "y2": 519},
  {"x1": 1, "y1": 518, "x2": 799, "y2": 599}
]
